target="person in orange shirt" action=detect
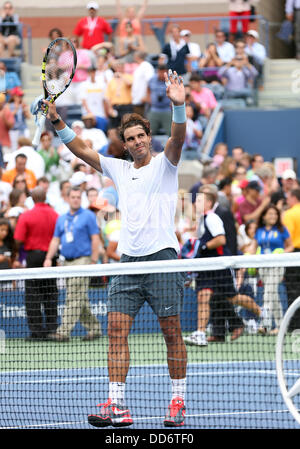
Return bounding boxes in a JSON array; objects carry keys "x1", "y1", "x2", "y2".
[{"x1": 2, "y1": 153, "x2": 37, "y2": 190}]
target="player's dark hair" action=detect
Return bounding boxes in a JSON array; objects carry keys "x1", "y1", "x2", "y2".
[{"x1": 118, "y1": 113, "x2": 151, "y2": 142}]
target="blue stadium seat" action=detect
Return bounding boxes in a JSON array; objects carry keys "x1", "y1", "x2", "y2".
[
  {"x1": 66, "y1": 105, "x2": 82, "y2": 127},
  {"x1": 0, "y1": 57, "x2": 21, "y2": 76}
]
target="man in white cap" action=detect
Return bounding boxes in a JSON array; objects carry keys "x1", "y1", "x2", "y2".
[
  {"x1": 245, "y1": 29, "x2": 266, "y2": 74},
  {"x1": 70, "y1": 170, "x2": 90, "y2": 209},
  {"x1": 73, "y1": 2, "x2": 113, "y2": 50}
]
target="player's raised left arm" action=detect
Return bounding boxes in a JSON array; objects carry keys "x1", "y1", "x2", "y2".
[{"x1": 164, "y1": 70, "x2": 186, "y2": 166}]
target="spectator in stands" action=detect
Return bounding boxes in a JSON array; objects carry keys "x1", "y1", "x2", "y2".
[
  {"x1": 0, "y1": 1, "x2": 20, "y2": 58},
  {"x1": 146, "y1": 64, "x2": 172, "y2": 136},
  {"x1": 283, "y1": 188, "x2": 300, "y2": 329},
  {"x1": 231, "y1": 145, "x2": 244, "y2": 166},
  {"x1": 0, "y1": 92, "x2": 14, "y2": 155},
  {"x1": 254, "y1": 204, "x2": 293, "y2": 334},
  {"x1": 217, "y1": 156, "x2": 237, "y2": 181},
  {"x1": 4, "y1": 187, "x2": 27, "y2": 218},
  {"x1": 0, "y1": 165, "x2": 11, "y2": 212},
  {"x1": 116, "y1": 0, "x2": 148, "y2": 39},
  {"x1": 105, "y1": 59, "x2": 133, "y2": 129},
  {"x1": 53, "y1": 180, "x2": 70, "y2": 215},
  {"x1": 271, "y1": 169, "x2": 298, "y2": 209},
  {"x1": 179, "y1": 29, "x2": 201, "y2": 73},
  {"x1": 213, "y1": 141, "x2": 228, "y2": 159},
  {"x1": 189, "y1": 72, "x2": 218, "y2": 120},
  {"x1": 0, "y1": 216, "x2": 15, "y2": 269},
  {"x1": 14, "y1": 187, "x2": 59, "y2": 341},
  {"x1": 238, "y1": 218, "x2": 257, "y2": 254},
  {"x1": 11, "y1": 174, "x2": 33, "y2": 209},
  {"x1": 8, "y1": 86, "x2": 30, "y2": 151},
  {"x1": 2, "y1": 153, "x2": 36, "y2": 190},
  {"x1": 217, "y1": 177, "x2": 233, "y2": 209},
  {"x1": 254, "y1": 164, "x2": 279, "y2": 197},
  {"x1": 285, "y1": 0, "x2": 300, "y2": 60},
  {"x1": 37, "y1": 131, "x2": 60, "y2": 183},
  {"x1": 118, "y1": 21, "x2": 146, "y2": 74},
  {"x1": 95, "y1": 51, "x2": 114, "y2": 85},
  {"x1": 69, "y1": 170, "x2": 90, "y2": 209},
  {"x1": 131, "y1": 51, "x2": 155, "y2": 117},
  {"x1": 218, "y1": 54, "x2": 258, "y2": 104},
  {"x1": 247, "y1": 153, "x2": 264, "y2": 179},
  {"x1": 79, "y1": 66, "x2": 109, "y2": 128},
  {"x1": 0, "y1": 60, "x2": 21, "y2": 95},
  {"x1": 42, "y1": 27, "x2": 63, "y2": 54},
  {"x1": 162, "y1": 24, "x2": 190, "y2": 79},
  {"x1": 189, "y1": 165, "x2": 219, "y2": 204},
  {"x1": 237, "y1": 180, "x2": 270, "y2": 224},
  {"x1": 234, "y1": 39, "x2": 248, "y2": 59},
  {"x1": 198, "y1": 43, "x2": 223, "y2": 83},
  {"x1": 81, "y1": 113, "x2": 108, "y2": 151},
  {"x1": 44, "y1": 186, "x2": 102, "y2": 342},
  {"x1": 245, "y1": 30, "x2": 266, "y2": 69},
  {"x1": 228, "y1": 0, "x2": 254, "y2": 39},
  {"x1": 181, "y1": 104, "x2": 203, "y2": 161},
  {"x1": 72, "y1": 1, "x2": 113, "y2": 50},
  {"x1": 214, "y1": 29, "x2": 235, "y2": 63}
]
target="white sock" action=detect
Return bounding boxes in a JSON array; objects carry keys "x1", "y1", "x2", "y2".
[
  {"x1": 171, "y1": 378, "x2": 186, "y2": 401},
  {"x1": 109, "y1": 382, "x2": 125, "y2": 405}
]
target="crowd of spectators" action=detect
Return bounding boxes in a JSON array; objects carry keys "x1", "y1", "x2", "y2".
[{"x1": 1, "y1": 1, "x2": 297, "y2": 341}]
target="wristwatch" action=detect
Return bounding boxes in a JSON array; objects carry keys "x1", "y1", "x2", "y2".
[{"x1": 51, "y1": 115, "x2": 61, "y2": 125}]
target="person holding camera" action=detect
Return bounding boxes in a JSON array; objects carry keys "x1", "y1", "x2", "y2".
[
  {"x1": 218, "y1": 54, "x2": 258, "y2": 103},
  {"x1": 145, "y1": 64, "x2": 172, "y2": 136}
]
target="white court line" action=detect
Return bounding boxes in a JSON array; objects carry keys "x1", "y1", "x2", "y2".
[
  {"x1": 0, "y1": 359, "x2": 277, "y2": 376},
  {"x1": 0, "y1": 409, "x2": 293, "y2": 430},
  {"x1": 0, "y1": 369, "x2": 285, "y2": 385}
]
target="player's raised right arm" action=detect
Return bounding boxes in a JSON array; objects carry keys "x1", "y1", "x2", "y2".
[{"x1": 44, "y1": 99, "x2": 103, "y2": 173}]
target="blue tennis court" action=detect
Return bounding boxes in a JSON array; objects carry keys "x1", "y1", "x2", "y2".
[{"x1": 1, "y1": 360, "x2": 299, "y2": 429}]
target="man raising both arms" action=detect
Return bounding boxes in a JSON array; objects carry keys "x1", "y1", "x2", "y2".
[{"x1": 43, "y1": 70, "x2": 187, "y2": 428}]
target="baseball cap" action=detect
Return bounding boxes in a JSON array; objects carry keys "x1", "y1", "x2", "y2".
[
  {"x1": 10, "y1": 86, "x2": 24, "y2": 97},
  {"x1": 86, "y1": 1, "x2": 99, "y2": 9},
  {"x1": 247, "y1": 30, "x2": 259, "y2": 39},
  {"x1": 282, "y1": 169, "x2": 296, "y2": 180},
  {"x1": 70, "y1": 171, "x2": 88, "y2": 186},
  {"x1": 247, "y1": 180, "x2": 261, "y2": 191},
  {"x1": 71, "y1": 120, "x2": 84, "y2": 129},
  {"x1": 239, "y1": 179, "x2": 249, "y2": 189},
  {"x1": 180, "y1": 29, "x2": 191, "y2": 37}
]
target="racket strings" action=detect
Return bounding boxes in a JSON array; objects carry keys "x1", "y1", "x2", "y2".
[{"x1": 45, "y1": 41, "x2": 75, "y2": 95}]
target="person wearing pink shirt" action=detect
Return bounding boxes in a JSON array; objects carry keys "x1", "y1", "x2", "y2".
[
  {"x1": 189, "y1": 73, "x2": 217, "y2": 119},
  {"x1": 58, "y1": 37, "x2": 92, "y2": 105}
]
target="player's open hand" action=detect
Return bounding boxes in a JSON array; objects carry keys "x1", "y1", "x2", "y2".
[{"x1": 164, "y1": 70, "x2": 185, "y2": 106}]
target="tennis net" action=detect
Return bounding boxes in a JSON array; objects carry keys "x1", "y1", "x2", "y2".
[{"x1": 0, "y1": 253, "x2": 300, "y2": 429}]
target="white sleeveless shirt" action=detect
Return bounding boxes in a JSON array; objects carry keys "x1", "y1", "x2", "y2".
[{"x1": 99, "y1": 152, "x2": 180, "y2": 256}]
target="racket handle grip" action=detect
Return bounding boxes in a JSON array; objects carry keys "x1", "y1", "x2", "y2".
[{"x1": 32, "y1": 114, "x2": 46, "y2": 147}]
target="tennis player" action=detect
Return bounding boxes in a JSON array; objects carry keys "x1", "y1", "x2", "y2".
[{"x1": 43, "y1": 70, "x2": 187, "y2": 428}]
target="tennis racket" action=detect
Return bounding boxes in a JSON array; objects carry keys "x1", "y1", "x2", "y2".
[{"x1": 32, "y1": 37, "x2": 77, "y2": 147}]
